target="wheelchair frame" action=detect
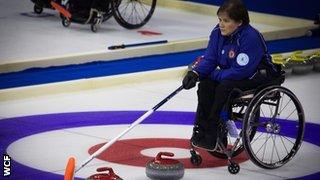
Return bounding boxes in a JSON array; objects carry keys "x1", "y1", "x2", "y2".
[{"x1": 189, "y1": 75, "x2": 305, "y2": 174}]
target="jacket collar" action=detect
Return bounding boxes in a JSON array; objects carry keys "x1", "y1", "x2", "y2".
[{"x1": 224, "y1": 24, "x2": 247, "y2": 42}]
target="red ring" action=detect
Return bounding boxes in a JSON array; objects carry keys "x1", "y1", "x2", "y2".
[{"x1": 88, "y1": 138, "x2": 248, "y2": 168}]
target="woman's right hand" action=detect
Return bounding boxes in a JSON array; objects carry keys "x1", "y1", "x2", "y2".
[{"x1": 182, "y1": 71, "x2": 199, "y2": 89}]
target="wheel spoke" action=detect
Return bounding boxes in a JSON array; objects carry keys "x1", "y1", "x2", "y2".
[
  {"x1": 260, "y1": 107, "x2": 266, "y2": 117},
  {"x1": 279, "y1": 135, "x2": 289, "y2": 154},
  {"x1": 250, "y1": 131, "x2": 264, "y2": 145},
  {"x1": 268, "y1": 100, "x2": 274, "y2": 118},
  {"x1": 272, "y1": 133, "x2": 281, "y2": 163},
  {"x1": 281, "y1": 135, "x2": 295, "y2": 145},
  {"x1": 285, "y1": 108, "x2": 297, "y2": 121},
  {"x1": 278, "y1": 97, "x2": 292, "y2": 115},
  {"x1": 255, "y1": 132, "x2": 271, "y2": 156}
]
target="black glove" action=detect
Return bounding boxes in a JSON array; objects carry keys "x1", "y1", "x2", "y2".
[{"x1": 182, "y1": 71, "x2": 198, "y2": 89}]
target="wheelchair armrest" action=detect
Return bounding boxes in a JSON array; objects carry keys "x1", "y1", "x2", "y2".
[
  {"x1": 264, "y1": 73, "x2": 285, "y2": 87},
  {"x1": 229, "y1": 88, "x2": 256, "y2": 106}
]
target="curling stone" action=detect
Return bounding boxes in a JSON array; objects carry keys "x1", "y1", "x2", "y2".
[
  {"x1": 309, "y1": 51, "x2": 320, "y2": 72},
  {"x1": 272, "y1": 54, "x2": 292, "y2": 75},
  {"x1": 87, "y1": 167, "x2": 123, "y2": 180},
  {"x1": 287, "y1": 51, "x2": 313, "y2": 75},
  {"x1": 146, "y1": 152, "x2": 184, "y2": 180}
]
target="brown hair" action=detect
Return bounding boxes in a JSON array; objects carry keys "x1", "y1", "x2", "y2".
[{"x1": 217, "y1": 0, "x2": 250, "y2": 25}]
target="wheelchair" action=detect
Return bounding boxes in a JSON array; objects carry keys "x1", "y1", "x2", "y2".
[
  {"x1": 189, "y1": 72, "x2": 305, "y2": 174},
  {"x1": 31, "y1": 0, "x2": 157, "y2": 32}
]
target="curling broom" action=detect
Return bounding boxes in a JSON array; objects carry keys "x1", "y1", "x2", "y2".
[{"x1": 64, "y1": 85, "x2": 184, "y2": 179}]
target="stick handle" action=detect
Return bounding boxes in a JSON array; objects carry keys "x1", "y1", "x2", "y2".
[
  {"x1": 153, "y1": 85, "x2": 183, "y2": 110},
  {"x1": 75, "y1": 85, "x2": 183, "y2": 173},
  {"x1": 108, "y1": 40, "x2": 168, "y2": 50}
]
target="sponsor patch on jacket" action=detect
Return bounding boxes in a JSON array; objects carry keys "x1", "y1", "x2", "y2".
[
  {"x1": 228, "y1": 50, "x2": 235, "y2": 59},
  {"x1": 236, "y1": 53, "x2": 249, "y2": 66}
]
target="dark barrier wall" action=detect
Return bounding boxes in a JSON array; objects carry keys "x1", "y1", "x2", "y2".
[{"x1": 186, "y1": 0, "x2": 319, "y2": 21}]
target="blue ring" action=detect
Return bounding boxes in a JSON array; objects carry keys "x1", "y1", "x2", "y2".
[{"x1": 1, "y1": 111, "x2": 319, "y2": 179}]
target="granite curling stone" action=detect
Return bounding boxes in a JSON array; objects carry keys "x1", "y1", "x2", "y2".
[
  {"x1": 87, "y1": 167, "x2": 123, "y2": 180},
  {"x1": 146, "y1": 152, "x2": 184, "y2": 180},
  {"x1": 310, "y1": 51, "x2": 320, "y2": 72},
  {"x1": 287, "y1": 51, "x2": 313, "y2": 74},
  {"x1": 272, "y1": 54, "x2": 292, "y2": 75}
]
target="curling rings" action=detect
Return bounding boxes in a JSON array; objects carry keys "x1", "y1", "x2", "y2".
[
  {"x1": 87, "y1": 167, "x2": 123, "y2": 180},
  {"x1": 287, "y1": 51, "x2": 313, "y2": 74},
  {"x1": 272, "y1": 54, "x2": 292, "y2": 75},
  {"x1": 146, "y1": 152, "x2": 184, "y2": 180},
  {"x1": 309, "y1": 51, "x2": 320, "y2": 72}
]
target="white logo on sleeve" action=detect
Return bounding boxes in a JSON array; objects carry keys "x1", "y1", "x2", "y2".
[{"x1": 236, "y1": 53, "x2": 249, "y2": 66}]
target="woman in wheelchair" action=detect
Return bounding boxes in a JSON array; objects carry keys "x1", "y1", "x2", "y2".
[{"x1": 182, "y1": 0, "x2": 282, "y2": 151}]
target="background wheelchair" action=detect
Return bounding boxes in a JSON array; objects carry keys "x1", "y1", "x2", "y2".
[
  {"x1": 31, "y1": 0, "x2": 157, "y2": 32},
  {"x1": 189, "y1": 72, "x2": 305, "y2": 174}
]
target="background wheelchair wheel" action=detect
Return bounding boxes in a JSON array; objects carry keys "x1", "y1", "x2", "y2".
[
  {"x1": 61, "y1": 17, "x2": 70, "y2": 27},
  {"x1": 111, "y1": 0, "x2": 157, "y2": 29},
  {"x1": 243, "y1": 86, "x2": 305, "y2": 169},
  {"x1": 91, "y1": 24, "x2": 98, "y2": 32},
  {"x1": 102, "y1": 3, "x2": 113, "y2": 22},
  {"x1": 208, "y1": 108, "x2": 260, "y2": 159},
  {"x1": 34, "y1": 4, "x2": 43, "y2": 14}
]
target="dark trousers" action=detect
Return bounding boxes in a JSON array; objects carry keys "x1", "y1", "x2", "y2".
[{"x1": 194, "y1": 73, "x2": 273, "y2": 136}]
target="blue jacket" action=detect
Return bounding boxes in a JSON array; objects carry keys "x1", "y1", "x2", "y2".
[{"x1": 194, "y1": 24, "x2": 274, "y2": 82}]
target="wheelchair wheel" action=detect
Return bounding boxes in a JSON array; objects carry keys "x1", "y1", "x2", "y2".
[
  {"x1": 111, "y1": 0, "x2": 157, "y2": 29},
  {"x1": 208, "y1": 108, "x2": 260, "y2": 159},
  {"x1": 243, "y1": 86, "x2": 305, "y2": 169},
  {"x1": 61, "y1": 16, "x2": 71, "y2": 27},
  {"x1": 228, "y1": 162, "x2": 240, "y2": 174},
  {"x1": 102, "y1": 2, "x2": 113, "y2": 22},
  {"x1": 91, "y1": 24, "x2": 98, "y2": 32},
  {"x1": 190, "y1": 150, "x2": 202, "y2": 166},
  {"x1": 34, "y1": 4, "x2": 43, "y2": 14}
]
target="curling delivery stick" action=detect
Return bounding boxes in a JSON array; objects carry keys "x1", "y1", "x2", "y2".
[{"x1": 64, "y1": 85, "x2": 184, "y2": 179}]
